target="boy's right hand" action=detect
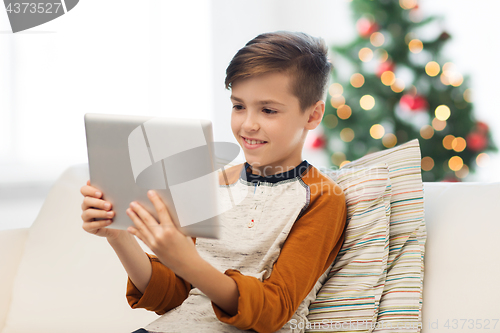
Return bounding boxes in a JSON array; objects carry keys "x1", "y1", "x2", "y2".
[{"x1": 80, "y1": 180, "x2": 124, "y2": 240}]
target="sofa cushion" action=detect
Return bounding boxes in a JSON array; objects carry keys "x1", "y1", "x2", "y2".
[
  {"x1": 1, "y1": 164, "x2": 157, "y2": 333},
  {"x1": 307, "y1": 139, "x2": 426, "y2": 332},
  {"x1": 307, "y1": 164, "x2": 391, "y2": 329},
  {"x1": 339, "y1": 139, "x2": 426, "y2": 332}
]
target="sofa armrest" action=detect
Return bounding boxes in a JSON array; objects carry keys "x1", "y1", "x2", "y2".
[{"x1": 0, "y1": 228, "x2": 29, "y2": 331}]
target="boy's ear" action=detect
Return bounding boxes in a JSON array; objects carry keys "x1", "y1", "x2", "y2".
[{"x1": 305, "y1": 100, "x2": 325, "y2": 130}]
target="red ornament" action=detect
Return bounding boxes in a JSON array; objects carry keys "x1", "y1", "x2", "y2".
[
  {"x1": 476, "y1": 121, "x2": 489, "y2": 134},
  {"x1": 356, "y1": 17, "x2": 379, "y2": 38},
  {"x1": 466, "y1": 132, "x2": 488, "y2": 152},
  {"x1": 377, "y1": 61, "x2": 395, "y2": 77},
  {"x1": 399, "y1": 94, "x2": 428, "y2": 112},
  {"x1": 309, "y1": 134, "x2": 326, "y2": 149}
]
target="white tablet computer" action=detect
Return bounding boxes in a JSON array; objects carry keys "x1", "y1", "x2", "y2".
[{"x1": 84, "y1": 113, "x2": 225, "y2": 239}]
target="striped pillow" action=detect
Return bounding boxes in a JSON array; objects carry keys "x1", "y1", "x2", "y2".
[
  {"x1": 307, "y1": 164, "x2": 392, "y2": 331},
  {"x1": 307, "y1": 139, "x2": 426, "y2": 332}
]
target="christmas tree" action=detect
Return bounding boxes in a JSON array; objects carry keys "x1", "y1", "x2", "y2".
[{"x1": 316, "y1": 0, "x2": 497, "y2": 181}]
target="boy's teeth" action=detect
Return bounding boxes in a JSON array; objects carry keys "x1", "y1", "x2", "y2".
[{"x1": 245, "y1": 138, "x2": 265, "y2": 144}]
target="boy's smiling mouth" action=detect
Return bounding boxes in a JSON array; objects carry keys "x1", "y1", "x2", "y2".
[{"x1": 241, "y1": 136, "x2": 267, "y2": 149}]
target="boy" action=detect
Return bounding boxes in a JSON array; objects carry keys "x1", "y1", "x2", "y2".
[{"x1": 80, "y1": 31, "x2": 346, "y2": 333}]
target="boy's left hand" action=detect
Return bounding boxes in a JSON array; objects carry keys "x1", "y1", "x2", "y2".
[{"x1": 126, "y1": 190, "x2": 199, "y2": 276}]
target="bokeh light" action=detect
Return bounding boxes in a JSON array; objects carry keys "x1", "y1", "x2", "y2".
[
  {"x1": 381, "y1": 71, "x2": 396, "y2": 85},
  {"x1": 455, "y1": 164, "x2": 469, "y2": 179},
  {"x1": 350, "y1": 73, "x2": 365, "y2": 88},
  {"x1": 451, "y1": 137, "x2": 466, "y2": 152},
  {"x1": 370, "y1": 32, "x2": 385, "y2": 47},
  {"x1": 359, "y1": 47, "x2": 374, "y2": 62},
  {"x1": 476, "y1": 153, "x2": 490, "y2": 167},
  {"x1": 370, "y1": 124, "x2": 385, "y2": 139},
  {"x1": 421, "y1": 156, "x2": 434, "y2": 171},
  {"x1": 420, "y1": 125, "x2": 434, "y2": 139},
  {"x1": 440, "y1": 72, "x2": 450, "y2": 85},
  {"x1": 441, "y1": 62, "x2": 463, "y2": 87},
  {"x1": 432, "y1": 118, "x2": 447, "y2": 131},
  {"x1": 399, "y1": 0, "x2": 417, "y2": 9},
  {"x1": 360, "y1": 95, "x2": 375, "y2": 110},
  {"x1": 449, "y1": 73, "x2": 464, "y2": 87},
  {"x1": 409, "y1": 39, "x2": 423, "y2": 53},
  {"x1": 329, "y1": 83, "x2": 343, "y2": 97},
  {"x1": 330, "y1": 95, "x2": 346, "y2": 108},
  {"x1": 435, "y1": 105, "x2": 451, "y2": 121},
  {"x1": 337, "y1": 105, "x2": 352, "y2": 120},
  {"x1": 448, "y1": 156, "x2": 463, "y2": 171},
  {"x1": 382, "y1": 133, "x2": 397, "y2": 148},
  {"x1": 323, "y1": 114, "x2": 338, "y2": 129},
  {"x1": 463, "y1": 89, "x2": 473, "y2": 103},
  {"x1": 443, "y1": 134, "x2": 455, "y2": 150},
  {"x1": 425, "y1": 61, "x2": 440, "y2": 77},
  {"x1": 340, "y1": 160, "x2": 351, "y2": 168},
  {"x1": 331, "y1": 152, "x2": 346, "y2": 166},
  {"x1": 340, "y1": 128, "x2": 355, "y2": 142},
  {"x1": 391, "y1": 79, "x2": 405, "y2": 93}
]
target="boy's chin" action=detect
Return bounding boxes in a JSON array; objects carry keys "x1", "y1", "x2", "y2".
[{"x1": 244, "y1": 157, "x2": 265, "y2": 169}]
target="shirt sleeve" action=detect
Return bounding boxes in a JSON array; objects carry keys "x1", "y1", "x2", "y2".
[
  {"x1": 211, "y1": 181, "x2": 347, "y2": 332},
  {"x1": 126, "y1": 253, "x2": 192, "y2": 315}
]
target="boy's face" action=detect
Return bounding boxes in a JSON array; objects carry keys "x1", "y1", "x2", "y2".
[{"x1": 230, "y1": 71, "x2": 323, "y2": 176}]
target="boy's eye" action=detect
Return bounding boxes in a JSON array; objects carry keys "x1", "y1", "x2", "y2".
[
  {"x1": 263, "y1": 108, "x2": 277, "y2": 114},
  {"x1": 232, "y1": 105, "x2": 244, "y2": 110}
]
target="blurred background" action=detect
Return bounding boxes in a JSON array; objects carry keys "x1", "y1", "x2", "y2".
[{"x1": 1, "y1": 0, "x2": 499, "y2": 230}]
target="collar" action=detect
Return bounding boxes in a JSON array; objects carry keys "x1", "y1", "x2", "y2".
[{"x1": 240, "y1": 160, "x2": 310, "y2": 184}]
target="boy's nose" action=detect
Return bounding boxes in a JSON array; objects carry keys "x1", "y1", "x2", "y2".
[{"x1": 242, "y1": 113, "x2": 260, "y2": 132}]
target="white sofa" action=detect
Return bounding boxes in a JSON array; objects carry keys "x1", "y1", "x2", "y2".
[{"x1": 1, "y1": 164, "x2": 499, "y2": 333}]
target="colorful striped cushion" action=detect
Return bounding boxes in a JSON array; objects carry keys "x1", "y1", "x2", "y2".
[
  {"x1": 307, "y1": 139, "x2": 426, "y2": 332},
  {"x1": 307, "y1": 164, "x2": 392, "y2": 331}
]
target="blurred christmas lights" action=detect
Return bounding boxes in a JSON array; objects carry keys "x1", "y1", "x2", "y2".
[
  {"x1": 350, "y1": 73, "x2": 365, "y2": 88},
  {"x1": 370, "y1": 124, "x2": 385, "y2": 139},
  {"x1": 360, "y1": 95, "x2": 375, "y2": 110},
  {"x1": 359, "y1": 47, "x2": 374, "y2": 62}
]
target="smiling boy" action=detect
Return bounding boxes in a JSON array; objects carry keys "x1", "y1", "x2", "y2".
[{"x1": 81, "y1": 31, "x2": 346, "y2": 333}]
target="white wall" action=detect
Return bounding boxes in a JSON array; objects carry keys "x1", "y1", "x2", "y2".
[
  {"x1": 0, "y1": 0, "x2": 213, "y2": 184},
  {"x1": 0, "y1": 0, "x2": 212, "y2": 230}
]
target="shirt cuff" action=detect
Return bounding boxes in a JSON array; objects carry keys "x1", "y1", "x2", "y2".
[
  {"x1": 126, "y1": 254, "x2": 176, "y2": 314},
  {"x1": 211, "y1": 269, "x2": 263, "y2": 330}
]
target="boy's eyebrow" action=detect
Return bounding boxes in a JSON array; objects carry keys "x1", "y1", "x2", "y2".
[{"x1": 230, "y1": 95, "x2": 285, "y2": 106}]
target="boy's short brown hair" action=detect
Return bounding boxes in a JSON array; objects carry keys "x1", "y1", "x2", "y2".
[{"x1": 225, "y1": 31, "x2": 332, "y2": 112}]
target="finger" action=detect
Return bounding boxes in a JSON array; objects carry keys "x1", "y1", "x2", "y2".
[
  {"x1": 82, "y1": 219, "x2": 112, "y2": 233},
  {"x1": 126, "y1": 207, "x2": 156, "y2": 245},
  {"x1": 147, "y1": 190, "x2": 174, "y2": 227},
  {"x1": 82, "y1": 196, "x2": 112, "y2": 211},
  {"x1": 87, "y1": 180, "x2": 91, "y2": 186},
  {"x1": 82, "y1": 208, "x2": 114, "y2": 222},
  {"x1": 81, "y1": 185, "x2": 103, "y2": 198},
  {"x1": 130, "y1": 201, "x2": 160, "y2": 229}
]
